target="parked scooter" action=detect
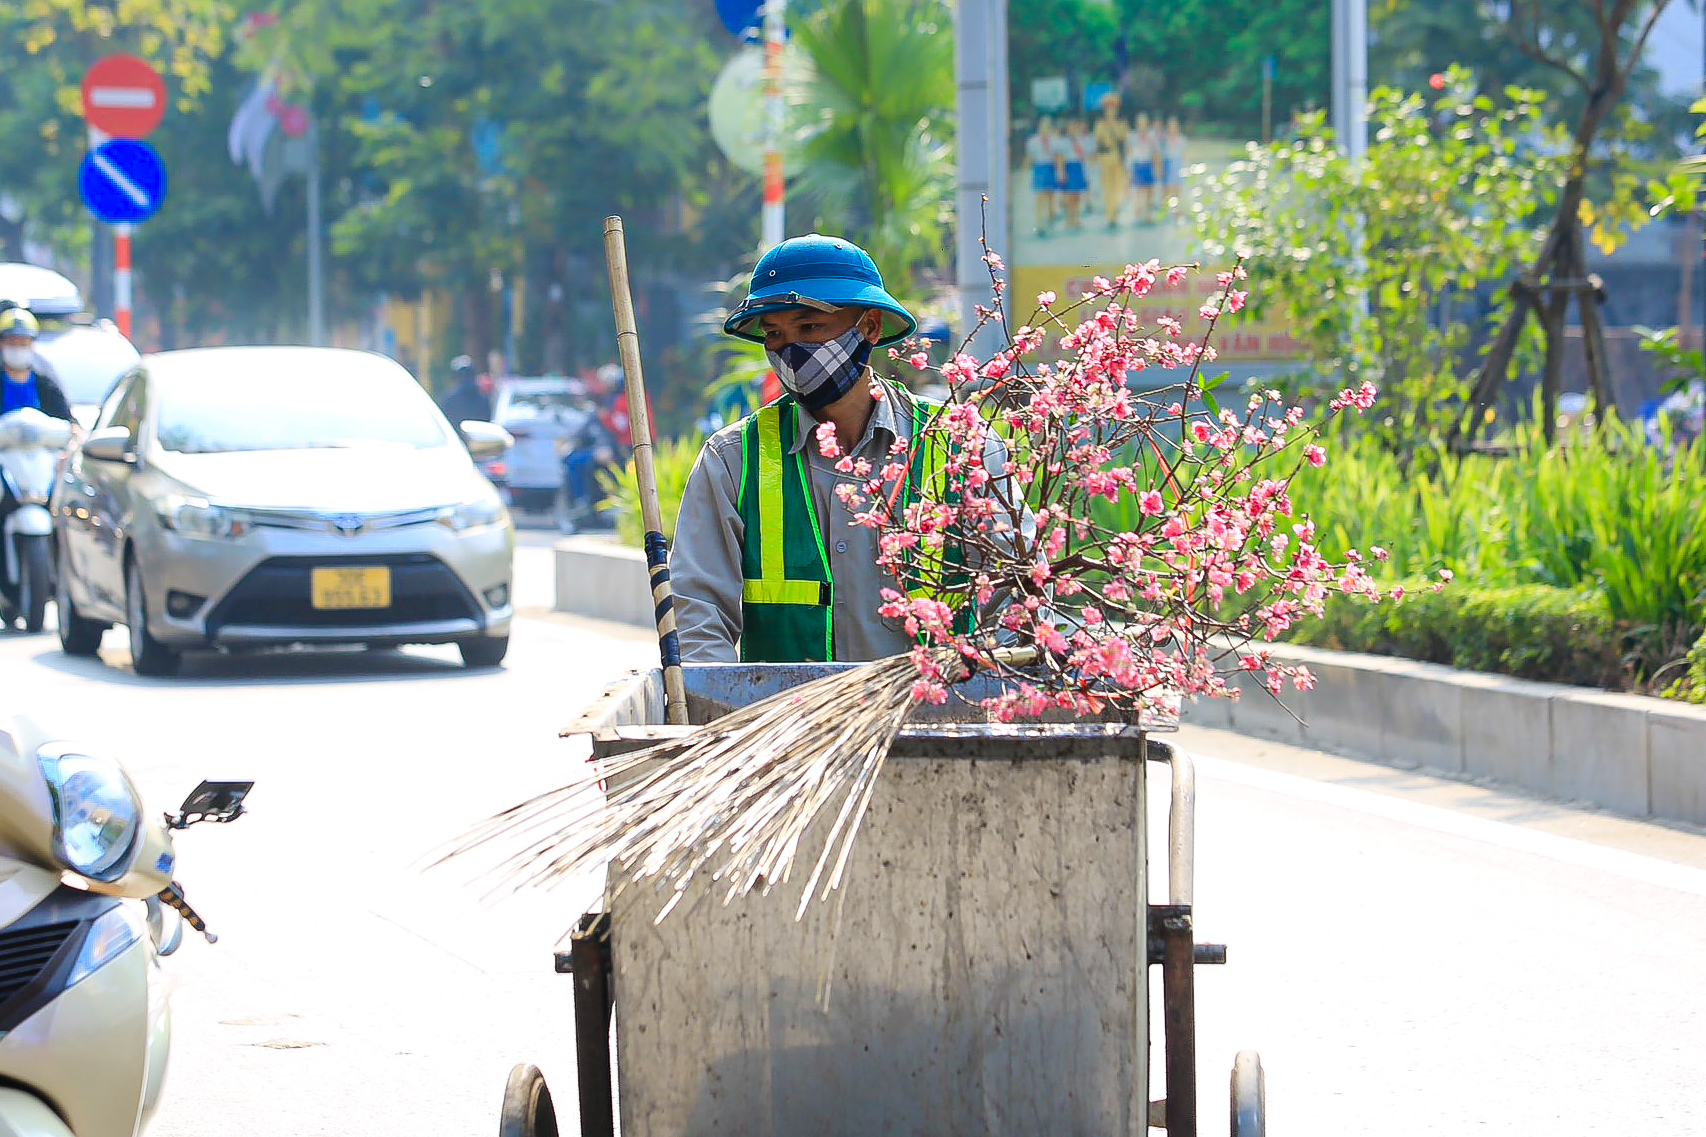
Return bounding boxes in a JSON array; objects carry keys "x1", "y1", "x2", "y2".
[
  {"x1": 0, "y1": 407, "x2": 73, "y2": 633},
  {"x1": 0, "y1": 713, "x2": 251, "y2": 1137}
]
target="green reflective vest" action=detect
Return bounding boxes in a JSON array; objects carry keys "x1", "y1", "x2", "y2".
[{"x1": 735, "y1": 391, "x2": 961, "y2": 663}]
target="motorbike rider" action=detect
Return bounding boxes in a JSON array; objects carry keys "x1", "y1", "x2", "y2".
[
  {"x1": 0, "y1": 309, "x2": 73, "y2": 423},
  {"x1": 438, "y1": 353, "x2": 493, "y2": 425},
  {"x1": 0, "y1": 308, "x2": 74, "y2": 550}
]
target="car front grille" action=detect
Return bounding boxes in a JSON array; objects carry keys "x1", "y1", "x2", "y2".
[
  {"x1": 0, "y1": 921, "x2": 77, "y2": 1007},
  {"x1": 206, "y1": 553, "x2": 481, "y2": 631}
]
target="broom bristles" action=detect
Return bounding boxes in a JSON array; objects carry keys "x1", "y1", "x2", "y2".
[{"x1": 433, "y1": 649, "x2": 941, "y2": 919}]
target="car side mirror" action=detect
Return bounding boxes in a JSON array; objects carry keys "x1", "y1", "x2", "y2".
[
  {"x1": 81, "y1": 426, "x2": 133, "y2": 464},
  {"x1": 459, "y1": 420, "x2": 513, "y2": 463}
]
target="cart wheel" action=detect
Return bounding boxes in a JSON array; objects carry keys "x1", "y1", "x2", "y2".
[
  {"x1": 499, "y1": 1063, "x2": 560, "y2": 1137},
  {"x1": 1231, "y1": 1050, "x2": 1265, "y2": 1137}
]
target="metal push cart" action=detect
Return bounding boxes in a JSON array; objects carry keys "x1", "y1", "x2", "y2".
[{"x1": 500, "y1": 662, "x2": 1266, "y2": 1137}]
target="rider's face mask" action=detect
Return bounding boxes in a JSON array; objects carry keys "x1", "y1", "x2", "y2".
[
  {"x1": 1, "y1": 343, "x2": 32, "y2": 372},
  {"x1": 766, "y1": 324, "x2": 874, "y2": 412}
]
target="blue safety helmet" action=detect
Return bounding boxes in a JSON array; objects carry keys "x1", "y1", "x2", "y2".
[{"x1": 723, "y1": 234, "x2": 918, "y2": 347}]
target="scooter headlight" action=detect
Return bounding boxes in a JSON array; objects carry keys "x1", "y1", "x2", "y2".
[{"x1": 36, "y1": 750, "x2": 142, "y2": 882}]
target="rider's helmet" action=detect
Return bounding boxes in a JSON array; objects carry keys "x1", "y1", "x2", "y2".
[
  {"x1": 723, "y1": 234, "x2": 917, "y2": 347},
  {"x1": 0, "y1": 308, "x2": 40, "y2": 342},
  {"x1": 449, "y1": 354, "x2": 475, "y2": 382}
]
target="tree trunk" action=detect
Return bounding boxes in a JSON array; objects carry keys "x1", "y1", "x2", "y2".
[
  {"x1": 1451, "y1": 1, "x2": 1657, "y2": 449},
  {"x1": 461, "y1": 282, "x2": 496, "y2": 372},
  {"x1": 1539, "y1": 287, "x2": 1569, "y2": 446}
]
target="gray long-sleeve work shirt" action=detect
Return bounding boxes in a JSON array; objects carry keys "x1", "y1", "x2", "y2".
[{"x1": 670, "y1": 381, "x2": 1026, "y2": 663}]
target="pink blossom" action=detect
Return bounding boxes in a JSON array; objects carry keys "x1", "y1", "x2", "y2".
[
  {"x1": 982, "y1": 250, "x2": 1006, "y2": 270},
  {"x1": 1303, "y1": 444, "x2": 1326, "y2": 467},
  {"x1": 1198, "y1": 304, "x2": 1219, "y2": 320},
  {"x1": 815, "y1": 421, "x2": 840, "y2": 458},
  {"x1": 831, "y1": 254, "x2": 1391, "y2": 722},
  {"x1": 1037, "y1": 290, "x2": 1057, "y2": 306}
]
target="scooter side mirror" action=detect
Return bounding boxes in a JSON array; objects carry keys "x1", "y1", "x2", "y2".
[{"x1": 169, "y1": 780, "x2": 254, "y2": 828}]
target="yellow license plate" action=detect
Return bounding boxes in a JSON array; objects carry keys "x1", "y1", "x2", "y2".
[{"x1": 310, "y1": 566, "x2": 392, "y2": 610}]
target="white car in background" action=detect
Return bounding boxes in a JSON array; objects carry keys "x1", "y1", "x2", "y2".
[
  {"x1": 0, "y1": 262, "x2": 141, "y2": 424},
  {"x1": 53, "y1": 346, "x2": 516, "y2": 675},
  {"x1": 490, "y1": 376, "x2": 590, "y2": 515}
]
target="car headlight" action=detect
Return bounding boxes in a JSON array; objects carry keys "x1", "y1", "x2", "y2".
[
  {"x1": 37, "y1": 750, "x2": 142, "y2": 882},
  {"x1": 159, "y1": 494, "x2": 247, "y2": 539},
  {"x1": 437, "y1": 491, "x2": 507, "y2": 532},
  {"x1": 66, "y1": 905, "x2": 146, "y2": 988}
]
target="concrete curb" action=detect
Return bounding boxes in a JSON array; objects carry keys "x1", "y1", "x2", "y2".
[
  {"x1": 552, "y1": 539, "x2": 1706, "y2": 828},
  {"x1": 553, "y1": 535, "x2": 656, "y2": 628}
]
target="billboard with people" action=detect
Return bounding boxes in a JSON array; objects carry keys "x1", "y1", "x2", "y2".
[{"x1": 1006, "y1": 0, "x2": 1329, "y2": 362}]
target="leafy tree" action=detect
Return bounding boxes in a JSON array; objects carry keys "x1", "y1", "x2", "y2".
[
  {"x1": 1369, "y1": 0, "x2": 1694, "y2": 147},
  {"x1": 1453, "y1": 0, "x2": 1701, "y2": 447},
  {"x1": 1193, "y1": 77, "x2": 1567, "y2": 458},
  {"x1": 2, "y1": 0, "x2": 232, "y2": 259}
]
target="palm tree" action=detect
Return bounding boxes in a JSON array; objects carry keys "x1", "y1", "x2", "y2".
[{"x1": 788, "y1": 0, "x2": 956, "y2": 296}]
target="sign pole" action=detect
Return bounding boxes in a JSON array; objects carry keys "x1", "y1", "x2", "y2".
[
  {"x1": 113, "y1": 223, "x2": 133, "y2": 337},
  {"x1": 954, "y1": 0, "x2": 1008, "y2": 358},
  {"x1": 761, "y1": 0, "x2": 787, "y2": 248},
  {"x1": 306, "y1": 119, "x2": 326, "y2": 346},
  {"x1": 80, "y1": 55, "x2": 167, "y2": 337}
]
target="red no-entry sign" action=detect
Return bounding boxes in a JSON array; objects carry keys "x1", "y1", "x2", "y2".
[{"x1": 81, "y1": 54, "x2": 166, "y2": 138}]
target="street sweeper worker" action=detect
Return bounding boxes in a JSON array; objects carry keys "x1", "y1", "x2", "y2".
[{"x1": 671, "y1": 234, "x2": 1011, "y2": 664}]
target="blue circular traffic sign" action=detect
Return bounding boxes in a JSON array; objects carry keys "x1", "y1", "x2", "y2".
[
  {"x1": 78, "y1": 138, "x2": 167, "y2": 225},
  {"x1": 715, "y1": 0, "x2": 762, "y2": 38}
]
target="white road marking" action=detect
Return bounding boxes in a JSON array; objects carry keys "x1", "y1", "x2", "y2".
[{"x1": 1196, "y1": 752, "x2": 1706, "y2": 898}]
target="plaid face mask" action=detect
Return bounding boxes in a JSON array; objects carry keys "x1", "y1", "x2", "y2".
[{"x1": 766, "y1": 326, "x2": 873, "y2": 412}]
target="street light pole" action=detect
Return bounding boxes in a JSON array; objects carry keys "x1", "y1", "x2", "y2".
[
  {"x1": 1331, "y1": 0, "x2": 1368, "y2": 160},
  {"x1": 306, "y1": 118, "x2": 326, "y2": 347},
  {"x1": 761, "y1": 0, "x2": 787, "y2": 248}
]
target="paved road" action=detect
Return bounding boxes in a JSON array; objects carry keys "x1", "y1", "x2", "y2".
[{"x1": 4, "y1": 527, "x2": 1703, "y2": 1135}]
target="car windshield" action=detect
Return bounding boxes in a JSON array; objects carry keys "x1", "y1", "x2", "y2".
[
  {"x1": 152, "y1": 352, "x2": 452, "y2": 454},
  {"x1": 501, "y1": 387, "x2": 581, "y2": 418}
]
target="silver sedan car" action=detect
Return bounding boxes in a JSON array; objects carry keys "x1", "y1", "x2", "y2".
[{"x1": 53, "y1": 346, "x2": 515, "y2": 675}]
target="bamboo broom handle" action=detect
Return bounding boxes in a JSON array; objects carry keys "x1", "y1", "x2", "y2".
[{"x1": 602, "y1": 216, "x2": 689, "y2": 725}]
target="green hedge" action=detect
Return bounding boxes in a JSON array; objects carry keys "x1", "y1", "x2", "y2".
[
  {"x1": 1666, "y1": 628, "x2": 1706, "y2": 704},
  {"x1": 1289, "y1": 583, "x2": 1628, "y2": 689}
]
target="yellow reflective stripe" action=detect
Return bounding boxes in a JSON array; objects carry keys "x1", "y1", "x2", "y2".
[
  {"x1": 743, "y1": 579, "x2": 824, "y2": 605},
  {"x1": 756, "y1": 405, "x2": 784, "y2": 586}
]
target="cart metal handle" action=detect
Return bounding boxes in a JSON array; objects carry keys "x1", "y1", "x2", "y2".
[{"x1": 1145, "y1": 739, "x2": 1196, "y2": 907}]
